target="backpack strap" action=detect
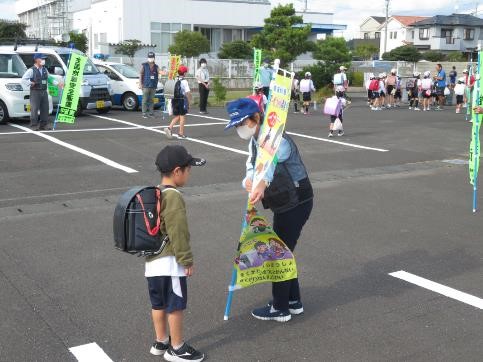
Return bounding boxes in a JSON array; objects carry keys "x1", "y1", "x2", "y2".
[{"x1": 135, "y1": 187, "x2": 161, "y2": 237}]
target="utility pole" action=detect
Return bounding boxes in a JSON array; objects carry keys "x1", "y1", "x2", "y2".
[{"x1": 384, "y1": 0, "x2": 390, "y2": 55}]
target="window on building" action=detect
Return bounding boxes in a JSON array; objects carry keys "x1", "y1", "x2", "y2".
[
  {"x1": 441, "y1": 28, "x2": 454, "y2": 44},
  {"x1": 150, "y1": 22, "x2": 192, "y2": 53},
  {"x1": 389, "y1": 32, "x2": 392, "y2": 39},
  {"x1": 464, "y1": 28, "x2": 475, "y2": 40},
  {"x1": 412, "y1": 30, "x2": 415, "y2": 39},
  {"x1": 419, "y1": 28, "x2": 429, "y2": 40},
  {"x1": 364, "y1": 32, "x2": 369, "y2": 39},
  {"x1": 375, "y1": 32, "x2": 380, "y2": 39},
  {"x1": 393, "y1": 31, "x2": 397, "y2": 39}
]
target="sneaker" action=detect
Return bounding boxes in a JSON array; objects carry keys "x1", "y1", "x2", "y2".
[
  {"x1": 177, "y1": 134, "x2": 187, "y2": 139},
  {"x1": 142, "y1": 113, "x2": 148, "y2": 119},
  {"x1": 328, "y1": 132, "x2": 334, "y2": 137},
  {"x1": 251, "y1": 305, "x2": 291, "y2": 322},
  {"x1": 338, "y1": 130, "x2": 344, "y2": 137},
  {"x1": 148, "y1": 113, "x2": 155, "y2": 118},
  {"x1": 456, "y1": 109, "x2": 460, "y2": 114},
  {"x1": 414, "y1": 107, "x2": 421, "y2": 111},
  {"x1": 408, "y1": 107, "x2": 412, "y2": 110},
  {"x1": 267, "y1": 300, "x2": 304, "y2": 315},
  {"x1": 150, "y1": 340, "x2": 169, "y2": 356},
  {"x1": 387, "y1": 104, "x2": 391, "y2": 108},
  {"x1": 164, "y1": 343, "x2": 204, "y2": 362},
  {"x1": 294, "y1": 111, "x2": 300, "y2": 114},
  {"x1": 164, "y1": 127, "x2": 174, "y2": 139}
]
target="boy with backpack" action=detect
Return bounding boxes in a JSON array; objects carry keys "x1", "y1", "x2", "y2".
[
  {"x1": 369, "y1": 75, "x2": 381, "y2": 111},
  {"x1": 299, "y1": 72, "x2": 316, "y2": 115},
  {"x1": 147, "y1": 145, "x2": 206, "y2": 362},
  {"x1": 454, "y1": 77, "x2": 466, "y2": 114},
  {"x1": 407, "y1": 72, "x2": 420, "y2": 111},
  {"x1": 165, "y1": 66, "x2": 192, "y2": 139}
]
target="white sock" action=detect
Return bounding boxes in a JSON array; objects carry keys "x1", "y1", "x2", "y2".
[
  {"x1": 157, "y1": 337, "x2": 169, "y2": 344},
  {"x1": 173, "y1": 342, "x2": 184, "y2": 351}
]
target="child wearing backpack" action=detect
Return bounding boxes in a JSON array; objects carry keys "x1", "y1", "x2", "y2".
[
  {"x1": 407, "y1": 73, "x2": 420, "y2": 110},
  {"x1": 420, "y1": 71, "x2": 433, "y2": 111},
  {"x1": 369, "y1": 75, "x2": 381, "y2": 111},
  {"x1": 454, "y1": 77, "x2": 466, "y2": 114},
  {"x1": 147, "y1": 145, "x2": 206, "y2": 361},
  {"x1": 165, "y1": 66, "x2": 192, "y2": 139}
]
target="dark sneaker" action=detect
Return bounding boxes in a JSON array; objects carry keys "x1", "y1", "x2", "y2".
[
  {"x1": 164, "y1": 343, "x2": 204, "y2": 362},
  {"x1": 251, "y1": 305, "x2": 291, "y2": 322},
  {"x1": 338, "y1": 130, "x2": 344, "y2": 137},
  {"x1": 164, "y1": 127, "x2": 173, "y2": 139},
  {"x1": 150, "y1": 340, "x2": 169, "y2": 356},
  {"x1": 267, "y1": 300, "x2": 304, "y2": 315},
  {"x1": 148, "y1": 113, "x2": 155, "y2": 118},
  {"x1": 177, "y1": 134, "x2": 187, "y2": 139},
  {"x1": 142, "y1": 113, "x2": 148, "y2": 119}
]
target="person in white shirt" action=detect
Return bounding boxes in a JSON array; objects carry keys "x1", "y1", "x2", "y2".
[
  {"x1": 333, "y1": 66, "x2": 348, "y2": 97},
  {"x1": 420, "y1": 71, "x2": 433, "y2": 111},
  {"x1": 299, "y1": 72, "x2": 316, "y2": 115},
  {"x1": 454, "y1": 77, "x2": 466, "y2": 114},
  {"x1": 165, "y1": 65, "x2": 191, "y2": 139},
  {"x1": 291, "y1": 74, "x2": 300, "y2": 113},
  {"x1": 195, "y1": 58, "x2": 210, "y2": 114}
]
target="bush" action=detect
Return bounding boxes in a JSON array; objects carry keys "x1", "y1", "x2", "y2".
[
  {"x1": 422, "y1": 50, "x2": 446, "y2": 62},
  {"x1": 382, "y1": 45, "x2": 421, "y2": 62},
  {"x1": 302, "y1": 61, "x2": 343, "y2": 88},
  {"x1": 218, "y1": 40, "x2": 252, "y2": 59},
  {"x1": 446, "y1": 52, "x2": 466, "y2": 62},
  {"x1": 212, "y1": 78, "x2": 227, "y2": 102},
  {"x1": 349, "y1": 71, "x2": 364, "y2": 87},
  {"x1": 168, "y1": 31, "x2": 210, "y2": 57}
]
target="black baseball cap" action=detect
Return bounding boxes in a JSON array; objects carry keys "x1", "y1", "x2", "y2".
[
  {"x1": 147, "y1": 51, "x2": 155, "y2": 58},
  {"x1": 155, "y1": 145, "x2": 206, "y2": 173}
]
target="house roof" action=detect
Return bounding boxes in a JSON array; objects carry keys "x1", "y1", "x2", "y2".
[
  {"x1": 371, "y1": 16, "x2": 386, "y2": 24},
  {"x1": 411, "y1": 13, "x2": 483, "y2": 27},
  {"x1": 391, "y1": 16, "x2": 429, "y2": 27}
]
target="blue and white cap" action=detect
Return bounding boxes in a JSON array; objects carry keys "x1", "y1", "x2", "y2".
[{"x1": 225, "y1": 98, "x2": 260, "y2": 129}]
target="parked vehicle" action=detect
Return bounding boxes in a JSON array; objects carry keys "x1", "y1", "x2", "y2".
[
  {"x1": 95, "y1": 61, "x2": 165, "y2": 111},
  {"x1": 0, "y1": 50, "x2": 53, "y2": 124},
  {"x1": 4, "y1": 45, "x2": 113, "y2": 115}
]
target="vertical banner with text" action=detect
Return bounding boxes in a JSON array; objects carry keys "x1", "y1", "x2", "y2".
[
  {"x1": 55, "y1": 53, "x2": 87, "y2": 124},
  {"x1": 168, "y1": 55, "x2": 181, "y2": 80},
  {"x1": 469, "y1": 51, "x2": 482, "y2": 212},
  {"x1": 253, "y1": 48, "x2": 262, "y2": 86}
]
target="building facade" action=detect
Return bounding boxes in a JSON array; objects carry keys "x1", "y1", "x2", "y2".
[
  {"x1": 359, "y1": 16, "x2": 385, "y2": 40},
  {"x1": 15, "y1": 0, "x2": 346, "y2": 57},
  {"x1": 411, "y1": 14, "x2": 483, "y2": 56},
  {"x1": 377, "y1": 16, "x2": 428, "y2": 57}
]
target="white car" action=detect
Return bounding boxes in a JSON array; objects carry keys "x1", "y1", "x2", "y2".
[
  {"x1": 95, "y1": 61, "x2": 165, "y2": 111},
  {"x1": 0, "y1": 50, "x2": 53, "y2": 124}
]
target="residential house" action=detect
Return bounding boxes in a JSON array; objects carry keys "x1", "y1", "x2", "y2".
[
  {"x1": 411, "y1": 14, "x2": 483, "y2": 57},
  {"x1": 348, "y1": 16, "x2": 385, "y2": 57},
  {"x1": 378, "y1": 15, "x2": 429, "y2": 58}
]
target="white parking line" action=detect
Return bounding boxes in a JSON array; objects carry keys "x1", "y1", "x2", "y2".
[
  {"x1": 187, "y1": 113, "x2": 390, "y2": 152},
  {"x1": 8, "y1": 123, "x2": 138, "y2": 174},
  {"x1": 92, "y1": 114, "x2": 249, "y2": 155},
  {"x1": 389, "y1": 270, "x2": 483, "y2": 309},
  {"x1": 0, "y1": 122, "x2": 227, "y2": 136},
  {"x1": 69, "y1": 343, "x2": 113, "y2": 362}
]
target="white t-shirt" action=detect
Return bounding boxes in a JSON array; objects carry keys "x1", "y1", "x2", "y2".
[
  {"x1": 379, "y1": 81, "x2": 385, "y2": 94},
  {"x1": 333, "y1": 72, "x2": 347, "y2": 85},
  {"x1": 421, "y1": 78, "x2": 432, "y2": 90},
  {"x1": 195, "y1": 67, "x2": 210, "y2": 83},
  {"x1": 454, "y1": 83, "x2": 466, "y2": 96},
  {"x1": 177, "y1": 77, "x2": 191, "y2": 95}
]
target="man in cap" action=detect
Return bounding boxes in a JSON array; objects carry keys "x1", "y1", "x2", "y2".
[
  {"x1": 21, "y1": 53, "x2": 51, "y2": 130},
  {"x1": 139, "y1": 51, "x2": 162, "y2": 118}
]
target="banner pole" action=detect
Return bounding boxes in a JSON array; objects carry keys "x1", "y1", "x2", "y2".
[{"x1": 472, "y1": 50, "x2": 481, "y2": 213}]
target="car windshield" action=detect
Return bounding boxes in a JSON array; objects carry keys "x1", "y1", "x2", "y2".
[
  {"x1": 110, "y1": 64, "x2": 139, "y2": 79},
  {"x1": 0, "y1": 54, "x2": 27, "y2": 78},
  {"x1": 59, "y1": 53, "x2": 100, "y2": 75}
]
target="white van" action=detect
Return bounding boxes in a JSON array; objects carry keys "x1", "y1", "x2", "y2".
[
  {"x1": 9, "y1": 46, "x2": 113, "y2": 115},
  {"x1": 0, "y1": 50, "x2": 53, "y2": 124},
  {"x1": 94, "y1": 61, "x2": 165, "y2": 111}
]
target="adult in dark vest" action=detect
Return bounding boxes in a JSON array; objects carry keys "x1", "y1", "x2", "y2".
[
  {"x1": 21, "y1": 53, "x2": 50, "y2": 130},
  {"x1": 225, "y1": 98, "x2": 314, "y2": 322},
  {"x1": 139, "y1": 51, "x2": 161, "y2": 118}
]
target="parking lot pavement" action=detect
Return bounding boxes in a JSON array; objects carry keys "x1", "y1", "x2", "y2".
[{"x1": 1, "y1": 100, "x2": 482, "y2": 361}]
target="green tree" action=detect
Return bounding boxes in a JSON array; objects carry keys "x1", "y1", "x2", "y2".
[
  {"x1": 251, "y1": 4, "x2": 313, "y2": 65},
  {"x1": 212, "y1": 78, "x2": 227, "y2": 103},
  {"x1": 168, "y1": 30, "x2": 210, "y2": 58},
  {"x1": 305, "y1": 37, "x2": 351, "y2": 86},
  {"x1": 446, "y1": 52, "x2": 466, "y2": 62},
  {"x1": 421, "y1": 50, "x2": 446, "y2": 62},
  {"x1": 68, "y1": 31, "x2": 88, "y2": 53},
  {"x1": 114, "y1": 39, "x2": 147, "y2": 64},
  {"x1": 0, "y1": 20, "x2": 26, "y2": 39},
  {"x1": 354, "y1": 44, "x2": 379, "y2": 60},
  {"x1": 382, "y1": 45, "x2": 421, "y2": 62},
  {"x1": 218, "y1": 40, "x2": 252, "y2": 59}
]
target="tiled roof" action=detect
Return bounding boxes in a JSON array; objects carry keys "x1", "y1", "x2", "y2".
[
  {"x1": 371, "y1": 16, "x2": 386, "y2": 24},
  {"x1": 392, "y1": 16, "x2": 429, "y2": 27},
  {"x1": 411, "y1": 14, "x2": 483, "y2": 27}
]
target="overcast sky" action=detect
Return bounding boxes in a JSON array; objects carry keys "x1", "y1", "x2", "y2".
[{"x1": 1, "y1": 0, "x2": 480, "y2": 39}]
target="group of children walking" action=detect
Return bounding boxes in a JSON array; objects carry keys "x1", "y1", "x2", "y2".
[{"x1": 366, "y1": 69, "x2": 402, "y2": 111}]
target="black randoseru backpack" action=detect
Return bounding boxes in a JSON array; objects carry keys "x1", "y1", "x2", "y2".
[{"x1": 113, "y1": 186, "x2": 169, "y2": 257}]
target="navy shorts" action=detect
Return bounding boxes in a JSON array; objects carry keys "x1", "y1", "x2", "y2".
[
  {"x1": 302, "y1": 92, "x2": 311, "y2": 102},
  {"x1": 147, "y1": 276, "x2": 187, "y2": 313}
]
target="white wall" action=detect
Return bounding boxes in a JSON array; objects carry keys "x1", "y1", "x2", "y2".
[
  {"x1": 360, "y1": 17, "x2": 382, "y2": 38},
  {"x1": 379, "y1": 19, "x2": 411, "y2": 57}
]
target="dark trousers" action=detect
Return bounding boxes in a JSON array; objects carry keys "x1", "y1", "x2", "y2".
[
  {"x1": 272, "y1": 199, "x2": 313, "y2": 311},
  {"x1": 262, "y1": 86, "x2": 270, "y2": 98},
  {"x1": 30, "y1": 89, "x2": 49, "y2": 126},
  {"x1": 198, "y1": 83, "x2": 209, "y2": 112}
]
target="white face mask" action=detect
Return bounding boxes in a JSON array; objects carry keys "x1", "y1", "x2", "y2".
[
  {"x1": 200, "y1": 63, "x2": 207, "y2": 68},
  {"x1": 148, "y1": 58, "x2": 155, "y2": 63},
  {"x1": 263, "y1": 63, "x2": 269, "y2": 68},
  {"x1": 40, "y1": 59, "x2": 45, "y2": 66},
  {"x1": 236, "y1": 123, "x2": 256, "y2": 140}
]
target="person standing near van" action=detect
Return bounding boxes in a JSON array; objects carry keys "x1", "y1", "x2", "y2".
[
  {"x1": 196, "y1": 58, "x2": 210, "y2": 114},
  {"x1": 22, "y1": 53, "x2": 50, "y2": 131},
  {"x1": 139, "y1": 51, "x2": 160, "y2": 119}
]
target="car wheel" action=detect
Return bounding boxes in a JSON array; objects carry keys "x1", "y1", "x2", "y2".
[
  {"x1": 96, "y1": 107, "x2": 111, "y2": 114},
  {"x1": 122, "y1": 92, "x2": 139, "y2": 111},
  {"x1": 0, "y1": 100, "x2": 9, "y2": 125}
]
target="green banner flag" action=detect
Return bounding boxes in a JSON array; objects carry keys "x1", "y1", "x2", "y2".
[
  {"x1": 48, "y1": 75, "x2": 59, "y2": 97},
  {"x1": 253, "y1": 48, "x2": 262, "y2": 85},
  {"x1": 469, "y1": 54, "x2": 482, "y2": 185},
  {"x1": 56, "y1": 53, "x2": 87, "y2": 124}
]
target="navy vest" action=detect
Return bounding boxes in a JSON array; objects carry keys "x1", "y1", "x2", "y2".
[
  {"x1": 142, "y1": 63, "x2": 159, "y2": 88},
  {"x1": 31, "y1": 66, "x2": 48, "y2": 91}
]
